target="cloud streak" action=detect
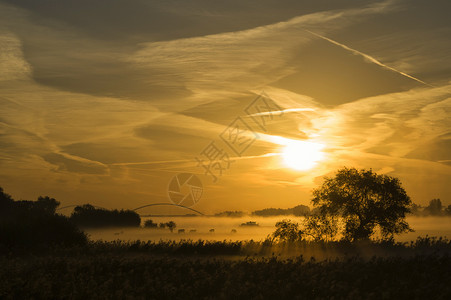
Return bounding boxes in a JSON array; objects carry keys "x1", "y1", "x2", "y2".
[{"x1": 305, "y1": 29, "x2": 433, "y2": 87}]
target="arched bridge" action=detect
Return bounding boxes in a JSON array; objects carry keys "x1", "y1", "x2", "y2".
[
  {"x1": 133, "y1": 203, "x2": 204, "y2": 216},
  {"x1": 56, "y1": 203, "x2": 204, "y2": 216}
]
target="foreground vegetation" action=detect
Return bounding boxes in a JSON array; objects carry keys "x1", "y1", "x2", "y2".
[{"x1": 1, "y1": 238, "x2": 451, "y2": 299}]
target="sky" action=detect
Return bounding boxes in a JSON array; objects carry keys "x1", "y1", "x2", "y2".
[{"x1": 0, "y1": 0, "x2": 450, "y2": 214}]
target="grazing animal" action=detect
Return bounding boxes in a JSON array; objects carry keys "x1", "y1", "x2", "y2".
[
  {"x1": 178, "y1": 229, "x2": 185, "y2": 234},
  {"x1": 231, "y1": 229, "x2": 237, "y2": 233},
  {"x1": 189, "y1": 229, "x2": 197, "y2": 233},
  {"x1": 209, "y1": 229, "x2": 215, "y2": 233}
]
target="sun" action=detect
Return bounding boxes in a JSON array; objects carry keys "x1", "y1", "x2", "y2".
[{"x1": 281, "y1": 140, "x2": 325, "y2": 171}]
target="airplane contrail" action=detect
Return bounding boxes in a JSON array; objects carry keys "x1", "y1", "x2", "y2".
[
  {"x1": 248, "y1": 107, "x2": 315, "y2": 117},
  {"x1": 305, "y1": 30, "x2": 433, "y2": 87}
]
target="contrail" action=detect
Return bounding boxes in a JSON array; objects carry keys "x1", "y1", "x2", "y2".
[
  {"x1": 248, "y1": 107, "x2": 315, "y2": 117},
  {"x1": 305, "y1": 30, "x2": 433, "y2": 87},
  {"x1": 110, "y1": 153, "x2": 279, "y2": 167}
]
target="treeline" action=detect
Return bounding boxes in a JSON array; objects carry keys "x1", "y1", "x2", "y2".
[
  {"x1": 213, "y1": 205, "x2": 312, "y2": 217},
  {"x1": 0, "y1": 187, "x2": 87, "y2": 248},
  {"x1": 252, "y1": 204, "x2": 311, "y2": 217},
  {"x1": 214, "y1": 211, "x2": 245, "y2": 217},
  {"x1": 411, "y1": 199, "x2": 451, "y2": 216},
  {"x1": 70, "y1": 204, "x2": 140, "y2": 228},
  {"x1": 0, "y1": 186, "x2": 148, "y2": 249}
]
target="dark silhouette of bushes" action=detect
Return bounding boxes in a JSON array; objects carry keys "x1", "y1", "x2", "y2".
[
  {"x1": 0, "y1": 187, "x2": 87, "y2": 249},
  {"x1": 214, "y1": 210, "x2": 245, "y2": 217},
  {"x1": 252, "y1": 204, "x2": 310, "y2": 216},
  {"x1": 70, "y1": 204, "x2": 141, "y2": 228},
  {"x1": 143, "y1": 219, "x2": 158, "y2": 228},
  {"x1": 2, "y1": 240, "x2": 451, "y2": 299}
]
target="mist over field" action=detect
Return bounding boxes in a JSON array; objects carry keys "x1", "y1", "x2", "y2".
[{"x1": 86, "y1": 216, "x2": 451, "y2": 243}]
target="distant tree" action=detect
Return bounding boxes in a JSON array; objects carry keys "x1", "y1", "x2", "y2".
[
  {"x1": 409, "y1": 203, "x2": 423, "y2": 216},
  {"x1": 445, "y1": 205, "x2": 451, "y2": 216},
  {"x1": 252, "y1": 205, "x2": 310, "y2": 217},
  {"x1": 312, "y1": 167, "x2": 413, "y2": 241},
  {"x1": 291, "y1": 205, "x2": 311, "y2": 216},
  {"x1": 166, "y1": 221, "x2": 176, "y2": 233},
  {"x1": 159, "y1": 223, "x2": 167, "y2": 229},
  {"x1": 214, "y1": 211, "x2": 245, "y2": 217},
  {"x1": 240, "y1": 221, "x2": 259, "y2": 227},
  {"x1": 424, "y1": 199, "x2": 443, "y2": 216},
  {"x1": 144, "y1": 219, "x2": 158, "y2": 228}
]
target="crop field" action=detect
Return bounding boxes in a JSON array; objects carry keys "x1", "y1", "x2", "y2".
[{"x1": 1, "y1": 238, "x2": 451, "y2": 299}]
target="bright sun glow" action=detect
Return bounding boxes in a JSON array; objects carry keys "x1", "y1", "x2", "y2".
[{"x1": 282, "y1": 141, "x2": 325, "y2": 171}]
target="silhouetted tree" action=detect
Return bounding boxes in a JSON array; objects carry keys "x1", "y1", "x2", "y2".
[
  {"x1": 70, "y1": 204, "x2": 141, "y2": 228},
  {"x1": 271, "y1": 219, "x2": 302, "y2": 242},
  {"x1": 0, "y1": 187, "x2": 87, "y2": 247},
  {"x1": 144, "y1": 219, "x2": 158, "y2": 228},
  {"x1": 445, "y1": 205, "x2": 451, "y2": 216},
  {"x1": 166, "y1": 221, "x2": 176, "y2": 233},
  {"x1": 0, "y1": 187, "x2": 14, "y2": 212},
  {"x1": 312, "y1": 167, "x2": 413, "y2": 241},
  {"x1": 35, "y1": 196, "x2": 60, "y2": 214},
  {"x1": 424, "y1": 199, "x2": 443, "y2": 216},
  {"x1": 303, "y1": 214, "x2": 339, "y2": 242}
]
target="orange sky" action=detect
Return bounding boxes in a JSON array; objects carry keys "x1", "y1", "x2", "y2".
[{"x1": 0, "y1": 0, "x2": 450, "y2": 214}]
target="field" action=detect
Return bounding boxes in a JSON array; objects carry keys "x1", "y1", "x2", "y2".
[{"x1": 1, "y1": 237, "x2": 451, "y2": 299}]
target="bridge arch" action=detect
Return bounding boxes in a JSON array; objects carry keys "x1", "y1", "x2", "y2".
[{"x1": 133, "y1": 203, "x2": 204, "y2": 216}]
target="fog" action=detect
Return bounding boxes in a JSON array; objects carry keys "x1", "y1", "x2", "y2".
[{"x1": 85, "y1": 216, "x2": 451, "y2": 242}]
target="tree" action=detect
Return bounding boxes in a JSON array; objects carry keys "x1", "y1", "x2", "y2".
[
  {"x1": 144, "y1": 219, "x2": 158, "y2": 228},
  {"x1": 166, "y1": 221, "x2": 176, "y2": 233},
  {"x1": 303, "y1": 214, "x2": 339, "y2": 242},
  {"x1": 271, "y1": 219, "x2": 303, "y2": 242},
  {"x1": 35, "y1": 196, "x2": 60, "y2": 214},
  {"x1": 424, "y1": 199, "x2": 442, "y2": 216},
  {"x1": 445, "y1": 205, "x2": 451, "y2": 216},
  {"x1": 409, "y1": 203, "x2": 423, "y2": 216},
  {"x1": 312, "y1": 167, "x2": 412, "y2": 241},
  {"x1": 0, "y1": 187, "x2": 13, "y2": 211}
]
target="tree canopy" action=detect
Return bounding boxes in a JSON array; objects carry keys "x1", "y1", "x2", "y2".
[{"x1": 312, "y1": 167, "x2": 413, "y2": 241}]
